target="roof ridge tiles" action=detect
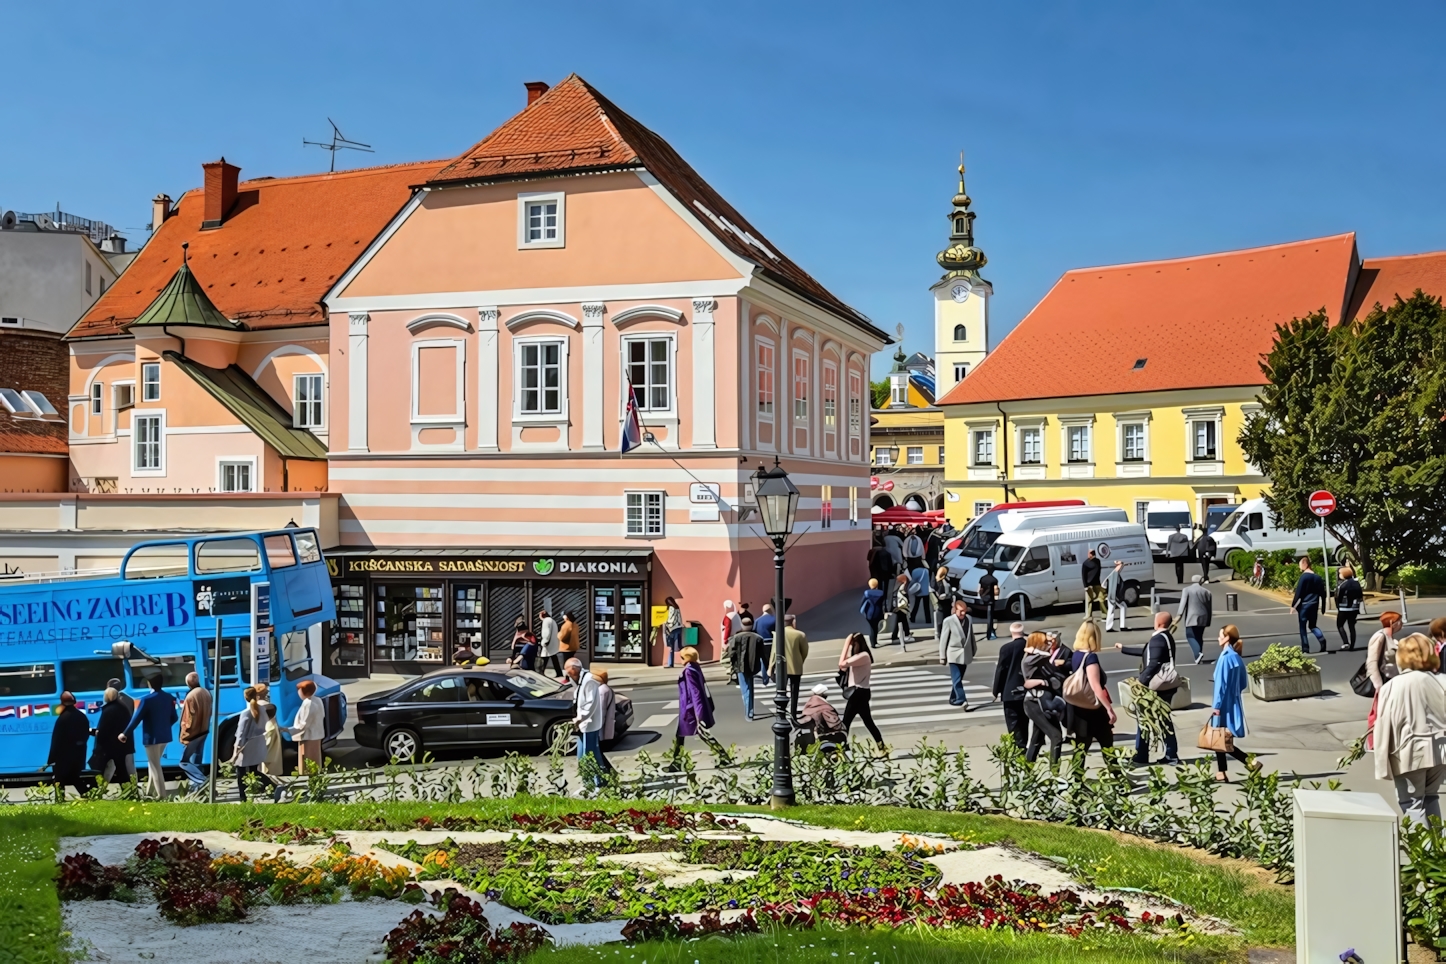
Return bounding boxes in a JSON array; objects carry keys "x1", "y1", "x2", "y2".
[{"x1": 1059, "y1": 232, "x2": 1356, "y2": 277}]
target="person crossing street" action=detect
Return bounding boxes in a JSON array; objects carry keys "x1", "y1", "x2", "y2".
[
  {"x1": 1105, "y1": 560, "x2": 1129, "y2": 632},
  {"x1": 1166, "y1": 526, "x2": 1192, "y2": 585},
  {"x1": 1290, "y1": 556, "x2": 1329, "y2": 653},
  {"x1": 938, "y1": 598, "x2": 976, "y2": 707},
  {"x1": 1177, "y1": 575, "x2": 1213, "y2": 664},
  {"x1": 993, "y1": 623, "x2": 1029, "y2": 749}
]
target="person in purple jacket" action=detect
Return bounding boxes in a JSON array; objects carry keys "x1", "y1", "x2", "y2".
[{"x1": 669, "y1": 646, "x2": 714, "y2": 763}]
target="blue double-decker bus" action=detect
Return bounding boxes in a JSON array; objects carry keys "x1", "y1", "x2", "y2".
[{"x1": 0, "y1": 528, "x2": 344, "y2": 777}]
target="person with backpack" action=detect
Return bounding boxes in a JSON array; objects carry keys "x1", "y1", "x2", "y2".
[
  {"x1": 903, "y1": 527, "x2": 926, "y2": 572},
  {"x1": 1116, "y1": 611, "x2": 1181, "y2": 766},
  {"x1": 859, "y1": 579, "x2": 886, "y2": 650},
  {"x1": 1335, "y1": 566, "x2": 1363, "y2": 652}
]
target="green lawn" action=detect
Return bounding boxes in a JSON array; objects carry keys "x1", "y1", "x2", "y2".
[{"x1": 0, "y1": 798, "x2": 1292, "y2": 964}]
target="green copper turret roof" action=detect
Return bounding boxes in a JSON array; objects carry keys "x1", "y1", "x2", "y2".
[{"x1": 128, "y1": 262, "x2": 238, "y2": 331}]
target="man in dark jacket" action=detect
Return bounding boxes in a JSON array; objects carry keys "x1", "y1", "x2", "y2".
[
  {"x1": 1081, "y1": 550, "x2": 1103, "y2": 617},
  {"x1": 925, "y1": 526, "x2": 943, "y2": 574},
  {"x1": 1165, "y1": 526, "x2": 1192, "y2": 585},
  {"x1": 992, "y1": 622, "x2": 1029, "y2": 749},
  {"x1": 1117, "y1": 612, "x2": 1180, "y2": 766},
  {"x1": 120, "y1": 675, "x2": 178, "y2": 799},
  {"x1": 1196, "y1": 530, "x2": 1217, "y2": 582},
  {"x1": 1290, "y1": 556, "x2": 1329, "y2": 653},
  {"x1": 977, "y1": 568, "x2": 1000, "y2": 640},
  {"x1": 92, "y1": 689, "x2": 131, "y2": 786},
  {"x1": 48, "y1": 692, "x2": 91, "y2": 798},
  {"x1": 728, "y1": 617, "x2": 767, "y2": 722}
]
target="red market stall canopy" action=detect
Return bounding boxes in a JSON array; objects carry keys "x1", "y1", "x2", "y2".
[{"x1": 871, "y1": 506, "x2": 936, "y2": 527}]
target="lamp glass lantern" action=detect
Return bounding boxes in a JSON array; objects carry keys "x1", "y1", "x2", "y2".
[{"x1": 753, "y1": 466, "x2": 800, "y2": 540}]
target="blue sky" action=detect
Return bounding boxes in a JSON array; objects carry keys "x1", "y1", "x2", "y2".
[{"x1": 7, "y1": 1, "x2": 1446, "y2": 373}]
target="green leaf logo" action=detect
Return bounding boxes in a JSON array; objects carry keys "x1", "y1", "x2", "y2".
[{"x1": 532, "y1": 558, "x2": 555, "y2": 576}]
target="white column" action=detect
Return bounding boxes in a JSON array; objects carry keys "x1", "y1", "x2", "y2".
[
  {"x1": 738, "y1": 301, "x2": 750, "y2": 451},
  {"x1": 691, "y1": 298, "x2": 716, "y2": 449},
  {"x1": 347, "y1": 312, "x2": 369, "y2": 452},
  {"x1": 476, "y1": 307, "x2": 500, "y2": 452},
  {"x1": 581, "y1": 302, "x2": 605, "y2": 450}
]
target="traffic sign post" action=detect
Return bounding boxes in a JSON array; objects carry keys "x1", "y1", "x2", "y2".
[{"x1": 1308, "y1": 491, "x2": 1335, "y2": 607}]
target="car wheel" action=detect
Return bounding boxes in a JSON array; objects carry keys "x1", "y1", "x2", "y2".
[
  {"x1": 384, "y1": 727, "x2": 421, "y2": 763},
  {"x1": 1008, "y1": 594, "x2": 1029, "y2": 619},
  {"x1": 543, "y1": 720, "x2": 578, "y2": 754},
  {"x1": 1122, "y1": 582, "x2": 1141, "y2": 606}
]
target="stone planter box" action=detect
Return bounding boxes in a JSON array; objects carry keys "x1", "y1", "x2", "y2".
[
  {"x1": 1249, "y1": 670, "x2": 1322, "y2": 702},
  {"x1": 1118, "y1": 677, "x2": 1193, "y2": 712}
]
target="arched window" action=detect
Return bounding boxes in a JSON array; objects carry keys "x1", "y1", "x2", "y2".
[
  {"x1": 954, "y1": 217, "x2": 965, "y2": 234},
  {"x1": 953, "y1": 324, "x2": 967, "y2": 342}
]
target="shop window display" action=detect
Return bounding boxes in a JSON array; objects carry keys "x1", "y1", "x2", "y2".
[{"x1": 375, "y1": 584, "x2": 446, "y2": 663}]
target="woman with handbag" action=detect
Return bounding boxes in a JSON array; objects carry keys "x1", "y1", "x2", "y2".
[
  {"x1": 837, "y1": 632, "x2": 885, "y2": 748},
  {"x1": 1065, "y1": 621, "x2": 1116, "y2": 755},
  {"x1": 1374, "y1": 634, "x2": 1446, "y2": 824},
  {"x1": 1207, "y1": 624, "x2": 1258, "y2": 782},
  {"x1": 1365, "y1": 611, "x2": 1403, "y2": 694},
  {"x1": 1116, "y1": 611, "x2": 1181, "y2": 766}
]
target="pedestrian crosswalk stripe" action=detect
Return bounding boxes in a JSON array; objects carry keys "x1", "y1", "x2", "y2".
[
  {"x1": 871, "y1": 709, "x2": 1004, "y2": 726},
  {"x1": 640, "y1": 714, "x2": 677, "y2": 728}
]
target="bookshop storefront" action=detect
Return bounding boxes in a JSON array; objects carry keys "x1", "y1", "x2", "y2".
[{"x1": 323, "y1": 548, "x2": 653, "y2": 679}]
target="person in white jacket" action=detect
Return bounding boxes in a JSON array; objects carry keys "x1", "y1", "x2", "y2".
[
  {"x1": 537, "y1": 609, "x2": 563, "y2": 677},
  {"x1": 1375, "y1": 634, "x2": 1446, "y2": 824},
  {"x1": 567, "y1": 658, "x2": 607, "y2": 784},
  {"x1": 288, "y1": 680, "x2": 325, "y2": 775}
]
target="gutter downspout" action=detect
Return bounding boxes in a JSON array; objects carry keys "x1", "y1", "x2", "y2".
[{"x1": 995, "y1": 401, "x2": 1010, "y2": 505}]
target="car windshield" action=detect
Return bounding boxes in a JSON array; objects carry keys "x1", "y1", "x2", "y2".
[
  {"x1": 959, "y1": 527, "x2": 1001, "y2": 555},
  {"x1": 1215, "y1": 510, "x2": 1243, "y2": 533},
  {"x1": 978, "y1": 542, "x2": 1024, "y2": 571},
  {"x1": 498, "y1": 671, "x2": 565, "y2": 699},
  {"x1": 1148, "y1": 512, "x2": 1191, "y2": 529}
]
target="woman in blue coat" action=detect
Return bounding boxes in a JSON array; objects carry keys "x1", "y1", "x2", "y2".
[{"x1": 1211, "y1": 624, "x2": 1260, "y2": 782}]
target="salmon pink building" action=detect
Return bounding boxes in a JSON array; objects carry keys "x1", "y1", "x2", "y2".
[{"x1": 62, "y1": 75, "x2": 885, "y2": 675}]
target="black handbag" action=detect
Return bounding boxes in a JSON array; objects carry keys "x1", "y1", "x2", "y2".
[
  {"x1": 835, "y1": 667, "x2": 855, "y2": 698},
  {"x1": 1349, "y1": 662, "x2": 1375, "y2": 698}
]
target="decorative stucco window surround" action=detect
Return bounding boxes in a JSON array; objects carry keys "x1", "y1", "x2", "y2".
[
  {"x1": 965, "y1": 418, "x2": 998, "y2": 482},
  {"x1": 1183, "y1": 405, "x2": 1225, "y2": 477},
  {"x1": 1114, "y1": 410, "x2": 1152, "y2": 478},
  {"x1": 1059, "y1": 413, "x2": 1095, "y2": 479},
  {"x1": 1013, "y1": 417, "x2": 1047, "y2": 480}
]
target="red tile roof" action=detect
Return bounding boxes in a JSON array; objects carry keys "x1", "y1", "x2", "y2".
[
  {"x1": 428, "y1": 75, "x2": 881, "y2": 337},
  {"x1": 69, "y1": 159, "x2": 446, "y2": 339},
  {"x1": 938, "y1": 233, "x2": 1360, "y2": 406},
  {"x1": 1347, "y1": 250, "x2": 1446, "y2": 321}
]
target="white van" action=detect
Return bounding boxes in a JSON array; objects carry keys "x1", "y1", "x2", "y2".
[
  {"x1": 952, "y1": 522, "x2": 1155, "y2": 621},
  {"x1": 1144, "y1": 500, "x2": 1193, "y2": 557},
  {"x1": 1210, "y1": 497, "x2": 1341, "y2": 562},
  {"x1": 945, "y1": 506, "x2": 1128, "y2": 571}
]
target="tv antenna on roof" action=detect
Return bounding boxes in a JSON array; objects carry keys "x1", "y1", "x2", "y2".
[{"x1": 303, "y1": 119, "x2": 374, "y2": 173}]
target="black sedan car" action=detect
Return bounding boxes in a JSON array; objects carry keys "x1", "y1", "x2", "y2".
[{"x1": 352, "y1": 668, "x2": 633, "y2": 762}]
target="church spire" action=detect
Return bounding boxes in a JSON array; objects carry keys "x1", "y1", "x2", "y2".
[{"x1": 936, "y1": 153, "x2": 988, "y2": 284}]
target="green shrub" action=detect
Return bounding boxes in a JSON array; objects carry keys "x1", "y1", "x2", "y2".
[
  {"x1": 1227, "y1": 547, "x2": 1334, "y2": 590},
  {"x1": 1246, "y1": 643, "x2": 1320, "y2": 678}
]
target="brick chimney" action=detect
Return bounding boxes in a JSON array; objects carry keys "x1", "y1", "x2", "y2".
[
  {"x1": 525, "y1": 81, "x2": 549, "y2": 105},
  {"x1": 151, "y1": 194, "x2": 173, "y2": 231},
  {"x1": 201, "y1": 157, "x2": 240, "y2": 229}
]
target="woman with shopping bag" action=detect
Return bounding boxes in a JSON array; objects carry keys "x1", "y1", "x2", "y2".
[{"x1": 1205, "y1": 624, "x2": 1260, "y2": 782}]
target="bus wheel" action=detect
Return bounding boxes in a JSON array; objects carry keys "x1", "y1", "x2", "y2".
[
  {"x1": 1008, "y1": 594, "x2": 1030, "y2": 620},
  {"x1": 384, "y1": 727, "x2": 421, "y2": 763},
  {"x1": 1123, "y1": 582, "x2": 1141, "y2": 606}
]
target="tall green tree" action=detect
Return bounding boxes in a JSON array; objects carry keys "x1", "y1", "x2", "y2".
[{"x1": 1238, "y1": 291, "x2": 1446, "y2": 581}]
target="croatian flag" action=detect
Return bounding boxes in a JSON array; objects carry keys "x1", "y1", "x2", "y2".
[{"x1": 620, "y1": 383, "x2": 643, "y2": 454}]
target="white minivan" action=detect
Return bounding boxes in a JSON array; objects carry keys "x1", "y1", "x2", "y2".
[
  {"x1": 953, "y1": 522, "x2": 1156, "y2": 621},
  {"x1": 945, "y1": 506, "x2": 1128, "y2": 571},
  {"x1": 1144, "y1": 500, "x2": 1193, "y2": 557},
  {"x1": 1210, "y1": 497, "x2": 1341, "y2": 562}
]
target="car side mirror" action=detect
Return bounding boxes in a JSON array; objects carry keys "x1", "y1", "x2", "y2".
[{"x1": 508, "y1": 694, "x2": 525, "y2": 706}]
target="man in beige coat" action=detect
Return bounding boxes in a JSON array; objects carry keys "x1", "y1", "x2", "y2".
[{"x1": 782, "y1": 614, "x2": 809, "y2": 722}]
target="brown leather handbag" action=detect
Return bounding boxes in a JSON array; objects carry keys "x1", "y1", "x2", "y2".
[{"x1": 1197, "y1": 721, "x2": 1234, "y2": 753}]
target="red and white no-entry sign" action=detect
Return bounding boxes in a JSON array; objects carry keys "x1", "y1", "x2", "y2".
[{"x1": 1308, "y1": 490, "x2": 1336, "y2": 517}]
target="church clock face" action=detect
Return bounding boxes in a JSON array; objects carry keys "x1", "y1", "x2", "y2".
[{"x1": 950, "y1": 283, "x2": 971, "y2": 303}]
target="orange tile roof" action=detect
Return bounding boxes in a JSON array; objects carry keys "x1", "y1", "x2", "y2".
[
  {"x1": 428, "y1": 75, "x2": 881, "y2": 337},
  {"x1": 70, "y1": 159, "x2": 446, "y2": 339},
  {"x1": 938, "y1": 233, "x2": 1360, "y2": 406},
  {"x1": 1347, "y1": 250, "x2": 1446, "y2": 321}
]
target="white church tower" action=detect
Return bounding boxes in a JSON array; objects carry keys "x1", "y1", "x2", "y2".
[{"x1": 931, "y1": 159, "x2": 990, "y2": 397}]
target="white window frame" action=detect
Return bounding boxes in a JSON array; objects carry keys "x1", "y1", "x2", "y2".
[
  {"x1": 411, "y1": 338, "x2": 466, "y2": 424},
  {"x1": 132, "y1": 410, "x2": 165, "y2": 476},
  {"x1": 517, "y1": 191, "x2": 565, "y2": 249},
  {"x1": 1065, "y1": 425, "x2": 1090, "y2": 463},
  {"x1": 217, "y1": 456, "x2": 258, "y2": 493},
  {"x1": 937, "y1": 445, "x2": 946, "y2": 464},
  {"x1": 954, "y1": 362, "x2": 968, "y2": 383},
  {"x1": 755, "y1": 338, "x2": 775, "y2": 423},
  {"x1": 624, "y1": 490, "x2": 665, "y2": 538},
  {"x1": 89, "y1": 383, "x2": 102, "y2": 415},
  {"x1": 621, "y1": 333, "x2": 676, "y2": 415},
  {"x1": 971, "y1": 428, "x2": 995, "y2": 467},
  {"x1": 512, "y1": 336, "x2": 568, "y2": 422},
  {"x1": 1188, "y1": 416, "x2": 1221, "y2": 461},
  {"x1": 293, "y1": 372, "x2": 325, "y2": 430},
  {"x1": 1018, "y1": 425, "x2": 1042, "y2": 465},
  {"x1": 1134, "y1": 500, "x2": 1150, "y2": 524},
  {"x1": 847, "y1": 368, "x2": 862, "y2": 458},
  {"x1": 141, "y1": 362, "x2": 160, "y2": 402},
  {"x1": 973, "y1": 501, "x2": 994, "y2": 519},
  {"x1": 1121, "y1": 421, "x2": 1147, "y2": 462},
  {"x1": 792, "y1": 350, "x2": 810, "y2": 424},
  {"x1": 874, "y1": 446, "x2": 893, "y2": 467},
  {"x1": 906, "y1": 446, "x2": 924, "y2": 465},
  {"x1": 822, "y1": 361, "x2": 838, "y2": 454},
  {"x1": 889, "y1": 376, "x2": 907, "y2": 407}
]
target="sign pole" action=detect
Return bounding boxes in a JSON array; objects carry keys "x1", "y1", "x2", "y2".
[
  {"x1": 1321, "y1": 516, "x2": 1332, "y2": 610},
  {"x1": 206, "y1": 621, "x2": 222, "y2": 804},
  {"x1": 1308, "y1": 490, "x2": 1336, "y2": 614}
]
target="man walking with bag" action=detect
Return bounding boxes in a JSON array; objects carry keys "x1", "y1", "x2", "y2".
[
  {"x1": 1116, "y1": 611, "x2": 1181, "y2": 766},
  {"x1": 1177, "y1": 575, "x2": 1213, "y2": 665},
  {"x1": 939, "y1": 598, "x2": 976, "y2": 707}
]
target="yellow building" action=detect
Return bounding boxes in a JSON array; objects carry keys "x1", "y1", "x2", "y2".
[
  {"x1": 938, "y1": 233, "x2": 1367, "y2": 526},
  {"x1": 870, "y1": 347, "x2": 945, "y2": 511}
]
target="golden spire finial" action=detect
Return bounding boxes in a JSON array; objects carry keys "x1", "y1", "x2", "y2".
[{"x1": 958, "y1": 151, "x2": 966, "y2": 192}]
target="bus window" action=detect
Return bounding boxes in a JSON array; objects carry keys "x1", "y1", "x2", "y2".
[
  {"x1": 264, "y1": 535, "x2": 297, "y2": 569},
  {"x1": 62, "y1": 657, "x2": 126, "y2": 694},
  {"x1": 195, "y1": 538, "x2": 262, "y2": 575},
  {"x1": 129, "y1": 655, "x2": 195, "y2": 689},
  {"x1": 124, "y1": 543, "x2": 190, "y2": 579},
  {"x1": 281, "y1": 631, "x2": 311, "y2": 681},
  {"x1": 293, "y1": 531, "x2": 322, "y2": 565},
  {"x1": 202, "y1": 638, "x2": 249, "y2": 684},
  {"x1": 0, "y1": 663, "x2": 57, "y2": 697}
]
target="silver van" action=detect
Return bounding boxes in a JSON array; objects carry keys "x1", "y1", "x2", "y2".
[{"x1": 954, "y1": 522, "x2": 1156, "y2": 620}]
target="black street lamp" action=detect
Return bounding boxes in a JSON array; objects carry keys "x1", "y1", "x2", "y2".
[{"x1": 753, "y1": 458, "x2": 800, "y2": 809}]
